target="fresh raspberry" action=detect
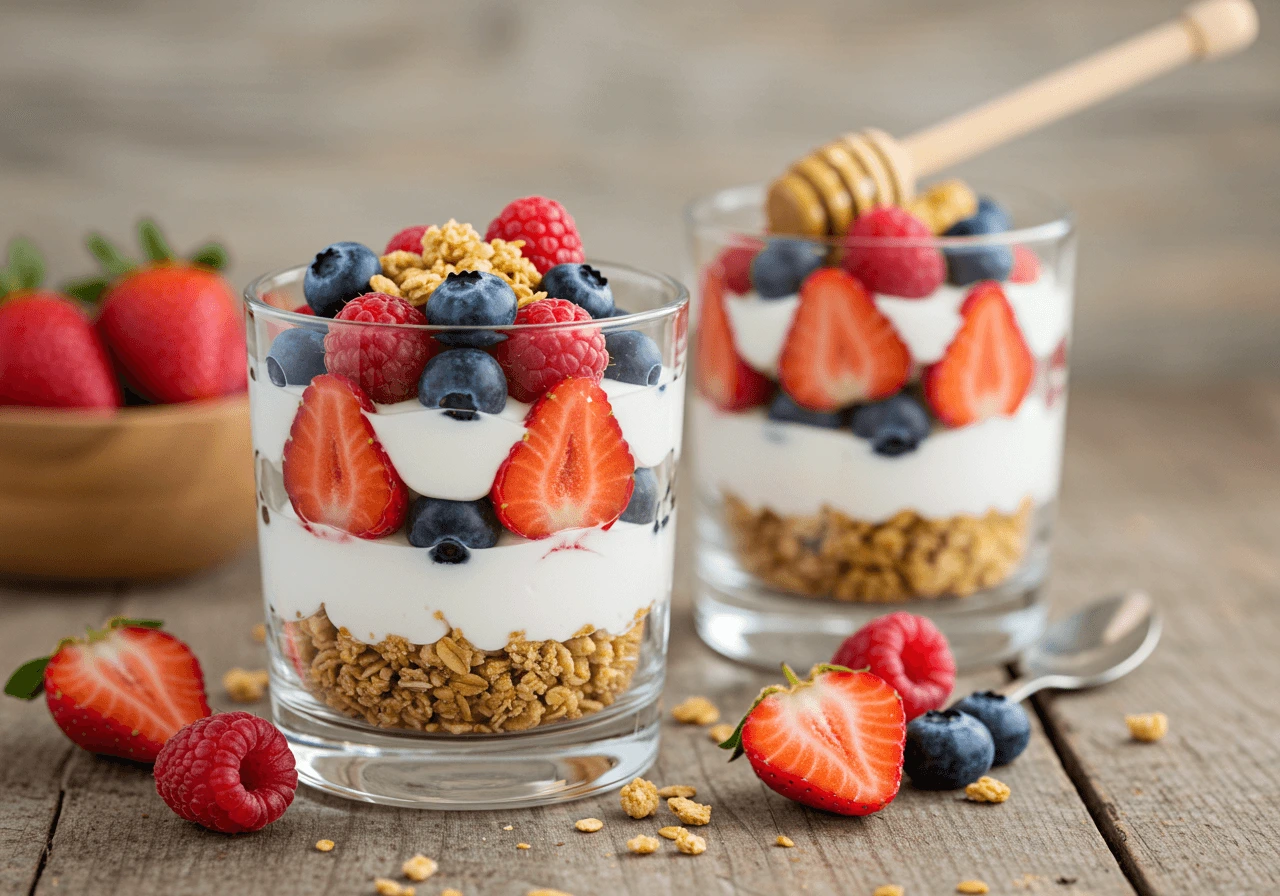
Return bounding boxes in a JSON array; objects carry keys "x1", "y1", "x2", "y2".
[
  {"x1": 841, "y1": 206, "x2": 946, "y2": 299},
  {"x1": 324, "y1": 292, "x2": 434, "y2": 404},
  {"x1": 485, "y1": 196, "x2": 585, "y2": 275},
  {"x1": 492, "y1": 298, "x2": 606, "y2": 402},
  {"x1": 154, "y1": 711, "x2": 297, "y2": 834},
  {"x1": 715, "y1": 242, "x2": 761, "y2": 295},
  {"x1": 1009, "y1": 245, "x2": 1041, "y2": 283},
  {"x1": 832, "y1": 612, "x2": 956, "y2": 721},
  {"x1": 384, "y1": 225, "x2": 428, "y2": 255}
]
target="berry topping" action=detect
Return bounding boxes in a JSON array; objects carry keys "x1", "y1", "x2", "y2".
[
  {"x1": 1009, "y1": 245, "x2": 1041, "y2": 283},
  {"x1": 304, "y1": 242, "x2": 382, "y2": 318},
  {"x1": 620, "y1": 467, "x2": 660, "y2": 524},
  {"x1": 492, "y1": 298, "x2": 607, "y2": 402},
  {"x1": 749, "y1": 238, "x2": 826, "y2": 299},
  {"x1": 384, "y1": 225, "x2": 429, "y2": 255},
  {"x1": 541, "y1": 263, "x2": 615, "y2": 319},
  {"x1": 951, "y1": 690, "x2": 1031, "y2": 766},
  {"x1": 407, "y1": 496, "x2": 502, "y2": 565},
  {"x1": 425, "y1": 270, "x2": 518, "y2": 348},
  {"x1": 4, "y1": 618, "x2": 210, "y2": 763},
  {"x1": 721, "y1": 664, "x2": 905, "y2": 816},
  {"x1": 904, "y1": 709, "x2": 995, "y2": 790},
  {"x1": 266, "y1": 328, "x2": 327, "y2": 387},
  {"x1": 923, "y1": 282, "x2": 1034, "y2": 428},
  {"x1": 715, "y1": 243, "x2": 761, "y2": 296},
  {"x1": 491, "y1": 377, "x2": 635, "y2": 539},
  {"x1": 831, "y1": 612, "x2": 957, "y2": 721},
  {"x1": 418, "y1": 348, "x2": 508, "y2": 419},
  {"x1": 696, "y1": 267, "x2": 772, "y2": 412},
  {"x1": 604, "y1": 330, "x2": 662, "y2": 387},
  {"x1": 154, "y1": 711, "x2": 297, "y2": 834},
  {"x1": 943, "y1": 197, "x2": 1014, "y2": 285},
  {"x1": 324, "y1": 292, "x2": 433, "y2": 404},
  {"x1": 850, "y1": 393, "x2": 933, "y2": 457},
  {"x1": 282, "y1": 374, "x2": 408, "y2": 538},
  {"x1": 0, "y1": 292, "x2": 121, "y2": 409},
  {"x1": 485, "y1": 196, "x2": 585, "y2": 275},
  {"x1": 777, "y1": 268, "x2": 911, "y2": 412},
  {"x1": 766, "y1": 392, "x2": 845, "y2": 429},
  {"x1": 842, "y1": 206, "x2": 946, "y2": 299}
]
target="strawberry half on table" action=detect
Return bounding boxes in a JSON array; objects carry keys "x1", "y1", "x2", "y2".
[
  {"x1": 4, "y1": 618, "x2": 211, "y2": 764},
  {"x1": 720, "y1": 664, "x2": 906, "y2": 816}
]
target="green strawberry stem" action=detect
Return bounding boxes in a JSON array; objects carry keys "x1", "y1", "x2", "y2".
[
  {"x1": 189, "y1": 242, "x2": 228, "y2": 271},
  {"x1": 138, "y1": 218, "x2": 175, "y2": 263},
  {"x1": 86, "y1": 233, "x2": 136, "y2": 278},
  {"x1": 66, "y1": 220, "x2": 229, "y2": 303},
  {"x1": 61, "y1": 277, "x2": 111, "y2": 306},
  {"x1": 0, "y1": 237, "x2": 46, "y2": 301},
  {"x1": 3, "y1": 617, "x2": 163, "y2": 701}
]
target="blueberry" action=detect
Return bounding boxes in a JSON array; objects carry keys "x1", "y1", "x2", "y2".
[
  {"x1": 850, "y1": 394, "x2": 931, "y2": 456},
  {"x1": 604, "y1": 330, "x2": 662, "y2": 386},
  {"x1": 304, "y1": 242, "x2": 382, "y2": 318},
  {"x1": 418, "y1": 348, "x2": 507, "y2": 419},
  {"x1": 265, "y1": 328, "x2": 327, "y2": 387},
  {"x1": 425, "y1": 271, "x2": 517, "y2": 347},
  {"x1": 904, "y1": 709, "x2": 995, "y2": 790},
  {"x1": 943, "y1": 197, "x2": 1014, "y2": 286},
  {"x1": 951, "y1": 690, "x2": 1031, "y2": 766},
  {"x1": 749, "y1": 239, "x2": 825, "y2": 299},
  {"x1": 767, "y1": 392, "x2": 845, "y2": 428},
  {"x1": 407, "y1": 497, "x2": 502, "y2": 565},
  {"x1": 541, "y1": 264, "x2": 614, "y2": 319},
  {"x1": 620, "y1": 468, "x2": 659, "y2": 524}
]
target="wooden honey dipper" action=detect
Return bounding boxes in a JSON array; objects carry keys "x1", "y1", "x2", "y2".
[{"x1": 768, "y1": 0, "x2": 1259, "y2": 237}]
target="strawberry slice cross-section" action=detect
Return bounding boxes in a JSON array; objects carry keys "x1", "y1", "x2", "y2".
[
  {"x1": 491, "y1": 377, "x2": 635, "y2": 539},
  {"x1": 695, "y1": 266, "x2": 772, "y2": 412}
]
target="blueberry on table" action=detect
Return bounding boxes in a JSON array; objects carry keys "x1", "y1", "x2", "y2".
[
  {"x1": 407, "y1": 496, "x2": 503, "y2": 565},
  {"x1": 850, "y1": 394, "x2": 931, "y2": 456},
  {"x1": 418, "y1": 348, "x2": 507, "y2": 419},
  {"x1": 426, "y1": 271, "x2": 518, "y2": 347},
  {"x1": 304, "y1": 242, "x2": 382, "y2": 318},
  {"x1": 620, "y1": 468, "x2": 659, "y2": 524},
  {"x1": 604, "y1": 330, "x2": 662, "y2": 386},
  {"x1": 541, "y1": 264, "x2": 615, "y2": 319},
  {"x1": 767, "y1": 392, "x2": 845, "y2": 429},
  {"x1": 943, "y1": 197, "x2": 1014, "y2": 286},
  {"x1": 904, "y1": 709, "x2": 995, "y2": 790},
  {"x1": 750, "y1": 238, "x2": 826, "y2": 299},
  {"x1": 265, "y1": 328, "x2": 327, "y2": 387},
  {"x1": 951, "y1": 690, "x2": 1031, "y2": 766}
]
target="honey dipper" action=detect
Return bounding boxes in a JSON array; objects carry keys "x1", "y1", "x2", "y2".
[{"x1": 767, "y1": 0, "x2": 1259, "y2": 237}]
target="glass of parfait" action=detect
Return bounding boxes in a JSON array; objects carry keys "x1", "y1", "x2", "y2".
[
  {"x1": 686, "y1": 182, "x2": 1074, "y2": 671},
  {"x1": 244, "y1": 227, "x2": 687, "y2": 809}
]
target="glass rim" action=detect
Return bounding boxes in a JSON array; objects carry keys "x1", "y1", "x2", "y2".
[
  {"x1": 244, "y1": 260, "x2": 689, "y2": 333},
  {"x1": 684, "y1": 182, "x2": 1075, "y2": 249}
]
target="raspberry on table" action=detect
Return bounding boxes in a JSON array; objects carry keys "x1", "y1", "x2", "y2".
[
  {"x1": 832, "y1": 611, "x2": 956, "y2": 720},
  {"x1": 153, "y1": 711, "x2": 298, "y2": 834},
  {"x1": 491, "y1": 298, "x2": 607, "y2": 402},
  {"x1": 324, "y1": 292, "x2": 434, "y2": 404},
  {"x1": 485, "y1": 196, "x2": 585, "y2": 275},
  {"x1": 842, "y1": 206, "x2": 946, "y2": 299}
]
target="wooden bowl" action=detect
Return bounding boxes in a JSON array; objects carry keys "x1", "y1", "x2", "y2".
[{"x1": 0, "y1": 395, "x2": 256, "y2": 581}]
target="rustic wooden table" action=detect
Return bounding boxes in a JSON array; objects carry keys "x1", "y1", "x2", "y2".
[{"x1": 3, "y1": 381, "x2": 1279, "y2": 895}]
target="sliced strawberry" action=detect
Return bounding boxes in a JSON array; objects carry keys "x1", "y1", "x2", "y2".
[
  {"x1": 923, "y1": 281, "x2": 1034, "y2": 428},
  {"x1": 777, "y1": 268, "x2": 911, "y2": 411},
  {"x1": 1009, "y1": 245, "x2": 1041, "y2": 283},
  {"x1": 695, "y1": 267, "x2": 772, "y2": 411},
  {"x1": 491, "y1": 377, "x2": 635, "y2": 539},
  {"x1": 722, "y1": 664, "x2": 905, "y2": 816},
  {"x1": 282, "y1": 374, "x2": 408, "y2": 538}
]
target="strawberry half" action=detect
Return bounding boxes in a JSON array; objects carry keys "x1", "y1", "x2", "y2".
[
  {"x1": 491, "y1": 377, "x2": 634, "y2": 539},
  {"x1": 282, "y1": 374, "x2": 408, "y2": 538},
  {"x1": 923, "y1": 281, "x2": 1035, "y2": 428},
  {"x1": 695, "y1": 266, "x2": 771, "y2": 411},
  {"x1": 721, "y1": 664, "x2": 905, "y2": 816},
  {"x1": 4, "y1": 618, "x2": 211, "y2": 764},
  {"x1": 777, "y1": 268, "x2": 911, "y2": 412}
]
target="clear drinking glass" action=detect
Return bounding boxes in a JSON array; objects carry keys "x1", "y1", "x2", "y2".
[
  {"x1": 244, "y1": 262, "x2": 688, "y2": 808},
  {"x1": 686, "y1": 184, "x2": 1074, "y2": 671}
]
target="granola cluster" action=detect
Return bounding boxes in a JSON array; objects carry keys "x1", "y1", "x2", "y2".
[
  {"x1": 723, "y1": 493, "x2": 1033, "y2": 602},
  {"x1": 288, "y1": 606, "x2": 645, "y2": 733}
]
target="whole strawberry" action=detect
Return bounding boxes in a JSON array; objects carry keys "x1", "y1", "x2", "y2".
[
  {"x1": 4, "y1": 617, "x2": 211, "y2": 763},
  {"x1": 485, "y1": 196, "x2": 585, "y2": 275},
  {"x1": 0, "y1": 238, "x2": 121, "y2": 409}
]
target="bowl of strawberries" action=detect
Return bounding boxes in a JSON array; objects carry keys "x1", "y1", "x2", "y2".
[{"x1": 0, "y1": 224, "x2": 255, "y2": 580}]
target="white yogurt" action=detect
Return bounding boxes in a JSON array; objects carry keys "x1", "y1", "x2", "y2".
[{"x1": 248, "y1": 374, "x2": 302, "y2": 463}]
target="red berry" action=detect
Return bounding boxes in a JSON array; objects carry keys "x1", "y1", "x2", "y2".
[
  {"x1": 293, "y1": 304, "x2": 315, "y2": 316},
  {"x1": 324, "y1": 293, "x2": 434, "y2": 405},
  {"x1": 0, "y1": 291, "x2": 122, "y2": 409},
  {"x1": 715, "y1": 243, "x2": 760, "y2": 295},
  {"x1": 154, "y1": 711, "x2": 297, "y2": 834},
  {"x1": 841, "y1": 206, "x2": 946, "y2": 299},
  {"x1": 491, "y1": 298, "x2": 607, "y2": 402},
  {"x1": 832, "y1": 612, "x2": 956, "y2": 721},
  {"x1": 1009, "y1": 245, "x2": 1041, "y2": 283},
  {"x1": 695, "y1": 267, "x2": 772, "y2": 411},
  {"x1": 485, "y1": 196, "x2": 584, "y2": 275},
  {"x1": 384, "y1": 225, "x2": 429, "y2": 255}
]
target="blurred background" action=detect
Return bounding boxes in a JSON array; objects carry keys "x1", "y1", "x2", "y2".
[{"x1": 2, "y1": 0, "x2": 1276, "y2": 381}]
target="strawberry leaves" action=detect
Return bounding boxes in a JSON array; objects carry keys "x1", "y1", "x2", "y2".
[
  {"x1": 0, "y1": 237, "x2": 46, "y2": 300},
  {"x1": 61, "y1": 220, "x2": 230, "y2": 306}
]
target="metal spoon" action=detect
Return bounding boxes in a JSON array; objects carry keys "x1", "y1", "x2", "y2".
[{"x1": 999, "y1": 591, "x2": 1162, "y2": 704}]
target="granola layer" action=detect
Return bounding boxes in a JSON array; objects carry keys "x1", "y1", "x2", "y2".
[
  {"x1": 286, "y1": 607, "x2": 646, "y2": 733},
  {"x1": 724, "y1": 493, "x2": 1033, "y2": 602}
]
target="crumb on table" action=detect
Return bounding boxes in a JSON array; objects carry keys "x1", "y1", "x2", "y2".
[
  {"x1": 620, "y1": 777, "x2": 659, "y2": 818},
  {"x1": 626, "y1": 834, "x2": 660, "y2": 855},
  {"x1": 671, "y1": 696, "x2": 720, "y2": 725},
  {"x1": 1126, "y1": 712, "x2": 1169, "y2": 742},
  {"x1": 374, "y1": 879, "x2": 414, "y2": 896},
  {"x1": 667, "y1": 796, "x2": 711, "y2": 825},
  {"x1": 708, "y1": 723, "x2": 735, "y2": 744},
  {"x1": 657, "y1": 784, "x2": 696, "y2": 799},
  {"x1": 776, "y1": 835, "x2": 794, "y2": 848},
  {"x1": 956, "y1": 881, "x2": 989, "y2": 894},
  {"x1": 222, "y1": 667, "x2": 269, "y2": 703},
  {"x1": 251, "y1": 622, "x2": 267, "y2": 643},
  {"x1": 658, "y1": 826, "x2": 685, "y2": 840},
  {"x1": 574, "y1": 818, "x2": 603, "y2": 833},
  {"x1": 873, "y1": 887, "x2": 904, "y2": 896},
  {"x1": 314, "y1": 839, "x2": 335, "y2": 852},
  {"x1": 674, "y1": 828, "x2": 706, "y2": 855},
  {"x1": 401, "y1": 854, "x2": 437, "y2": 881},
  {"x1": 516, "y1": 843, "x2": 531, "y2": 850},
  {"x1": 965, "y1": 776, "x2": 1011, "y2": 803}
]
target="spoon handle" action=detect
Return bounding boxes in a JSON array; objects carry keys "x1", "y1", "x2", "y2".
[{"x1": 999, "y1": 674, "x2": 1081, "y2": 705}]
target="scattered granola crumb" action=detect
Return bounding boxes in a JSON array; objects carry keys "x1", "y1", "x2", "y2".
[
  {"x1": 374, "y1": 879, "x2": 414, "y2": 896},
  {"x1": 223, "y1": 668, "x2": 269, "y2": 703},
  {"x1": 1126, "y1": 712, "x2": 1168, "y2": 742},
  {"x1": 674, "y1": 828, "x2": 706, "y2": 855},
  {"x1": 657, "y1": 826, "x2": 684, "y2": 840},
  {"x1": 667, "y1": 796, "x2": 711, "y2": 826},
  {"x1": 620, "y1": 777, "x2": 660, "y2": 818},
  {"x1": 503, "y1": 825, "x2": 514, "y2": 831},
  {"x1": 708, "y1": 723, "x2": 735, "y2": 744},
  {"x1": 956, "y1": 881, "x2": 989, "y2": 895},
  {"x1": 526, "y1": 890, "x2": 573, "y2": 896},
  {"x1": 516, "y1": 843, "x2": 531, "y2": 850},
  {"x1": 873, "y1": 887, "x2": 904, "y2": 896},
  {"x1": 314, "y1": 839, "x2": 335, "y2": 852},
  {"x1": 776, "y1": 835, "x2": 795, "y2": 848},
  {"x1": 965, "y1": 776, "x2": 1011, "y2": 803},
  {"x1": 657, "y1": 785, "x2": 696, "y2": 799},
  {"x1": 442, "y1": 890, "x2": 463, "y2": 896},
  {"x1": 1012, "y1": 873, "x2": 1043, "y2": 889},
  {"x1": 574, "y1": 818, "x2": 603, "y2": 833},
  {"x1": 251, "y1": 622, "x2": 267, "y2": 643},
  {"x1": 401, "y1": 855, "x2": 438, "y2": 882},
  {"x1": 671, "y1": 696, "x2": 720, "y2": 725},
  {"x1": 626, "y1": 834, "x2": 660, "y2": 855}
]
